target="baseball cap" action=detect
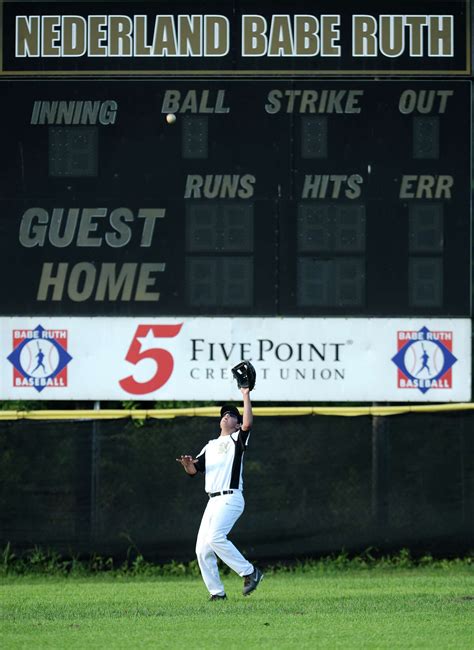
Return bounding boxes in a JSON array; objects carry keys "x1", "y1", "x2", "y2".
[{"x1": 220, "y1": 405, "x2": 242, "y2": 423}]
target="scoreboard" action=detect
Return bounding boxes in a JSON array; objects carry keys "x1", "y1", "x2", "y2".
[
  {"x1": 0, "y1": 78, "x2": 470, "y2": 317},
  {"x1": 0, "y1": 1, "x2": 471, "y2": 403}
]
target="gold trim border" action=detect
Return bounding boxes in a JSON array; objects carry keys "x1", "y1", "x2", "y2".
[{"x1": 0, "y1": 69, "x2": 470, "y2": 77}]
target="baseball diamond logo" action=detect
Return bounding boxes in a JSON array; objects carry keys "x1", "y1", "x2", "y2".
[
  {"x1": 7, "y1": 324, "x2": 72, "y2": 392},
  {"x1": 391, "y1": 326, "x2": 457, "y2": 394}
]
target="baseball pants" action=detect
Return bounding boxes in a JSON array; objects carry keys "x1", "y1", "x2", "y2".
[{"x1": 195, "y1": 490, "x2": 254, "y2": 596}]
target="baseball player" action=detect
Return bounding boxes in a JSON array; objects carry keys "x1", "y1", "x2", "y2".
[{"x1": 176, "y1": 387, "x2": 263, "y2": 600}]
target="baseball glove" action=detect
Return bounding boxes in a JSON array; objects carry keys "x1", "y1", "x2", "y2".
[{"x1": 231, "y1": 360, "x2": 256, "y2": 391}]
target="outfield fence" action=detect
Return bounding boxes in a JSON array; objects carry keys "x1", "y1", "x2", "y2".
[{"x1": 1, "y1": 405, "x2": 473, "y2": 561}]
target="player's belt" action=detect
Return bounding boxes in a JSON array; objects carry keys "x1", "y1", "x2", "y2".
[{"x1": 208, "y1": 490, "x2": 234, "y2": 498}]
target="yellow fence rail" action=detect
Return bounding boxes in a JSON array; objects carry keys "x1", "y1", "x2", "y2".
[{"x1": 0, "y1": 403, "x2": 473, "y2": 421}]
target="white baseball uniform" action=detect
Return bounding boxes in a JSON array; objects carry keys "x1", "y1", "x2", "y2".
[{"x1": 193, "y1": 427, "x2": 254, "y2": 596}]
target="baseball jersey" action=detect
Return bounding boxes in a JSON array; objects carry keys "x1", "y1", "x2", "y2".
[{"x1": 194, "y1": 428, "x2": 250, "y2": 494}]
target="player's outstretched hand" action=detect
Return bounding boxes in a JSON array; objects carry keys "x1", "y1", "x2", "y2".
[
  {"x1": 240, "y1": 386, "x2": 250, "y2": 396},
  {"x1": 176, "y1": 454, "x2": 198, "y2": 475}
]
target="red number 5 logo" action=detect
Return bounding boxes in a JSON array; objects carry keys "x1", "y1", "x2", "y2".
[{"x1": 119, "y1": 324, "x2": 183, "y2": 395}]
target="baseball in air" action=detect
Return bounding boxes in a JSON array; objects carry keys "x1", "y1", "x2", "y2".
[{"x1": 166, "y1": 113, "x2": 176, "y2": 124}]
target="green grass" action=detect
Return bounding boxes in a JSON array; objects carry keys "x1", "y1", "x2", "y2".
[{"x1": 1, "y1": 567, "x2": 473, "y2": 649}]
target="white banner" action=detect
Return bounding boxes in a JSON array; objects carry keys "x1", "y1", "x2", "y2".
[{"x1": 0, "y1": 317, "x2": 471, "y2": 402}]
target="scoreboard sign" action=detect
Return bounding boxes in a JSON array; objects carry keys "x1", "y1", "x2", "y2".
[
  {"x1": 0, "y1": 78, "x2": 470, "y2": 317},
  {"x1": 0, "y1": 1, "x2": 471, "y2": 402},
  {"x1": 0, "y1": 0, "x2": 470, "y2": 76}
]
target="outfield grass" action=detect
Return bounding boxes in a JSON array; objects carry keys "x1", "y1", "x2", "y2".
[{"x1": 1, "y1": 567, "x2": 473, "y2": 649}]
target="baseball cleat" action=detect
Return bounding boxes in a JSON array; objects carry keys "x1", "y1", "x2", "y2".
[
  {"x1": 242, "y1": 567, "x2": 264, "y2": 596},
  {"x1": 209, "y1": 594, "x2": 227, "y2": 601}
]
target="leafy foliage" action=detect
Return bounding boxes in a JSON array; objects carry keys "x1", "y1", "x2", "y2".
[{"x1": 1, "y1": 544, "x2": 472, "y2": 577}]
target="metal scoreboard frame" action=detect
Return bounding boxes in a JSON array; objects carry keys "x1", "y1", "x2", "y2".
[{"x1": 0, "y1": 0, "x2": 471, "y2": 402}]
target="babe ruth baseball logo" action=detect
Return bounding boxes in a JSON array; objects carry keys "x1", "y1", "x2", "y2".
[
  {"x1": 391, "y1": 326, "x2": 457, "y2": 394},
  {"x1": 7, "y1": 325, "x2": 72, "y2": 393}
]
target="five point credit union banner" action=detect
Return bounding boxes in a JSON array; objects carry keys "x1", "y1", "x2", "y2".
[{"x1": 0, "y1": 317, "x2": 470, "y2": 401}]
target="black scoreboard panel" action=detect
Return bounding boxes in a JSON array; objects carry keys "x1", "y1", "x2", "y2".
[{"x1": 0, "y1": 79, "x2": 470, "y2": 316}]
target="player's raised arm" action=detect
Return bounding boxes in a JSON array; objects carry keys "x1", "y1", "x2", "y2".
[
  {"x1": 231, "y1": 361, "x2": 256, "y2": 433},
  {"x1": 241, "y1": 387, "x2": 253, "y2": 431}
]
